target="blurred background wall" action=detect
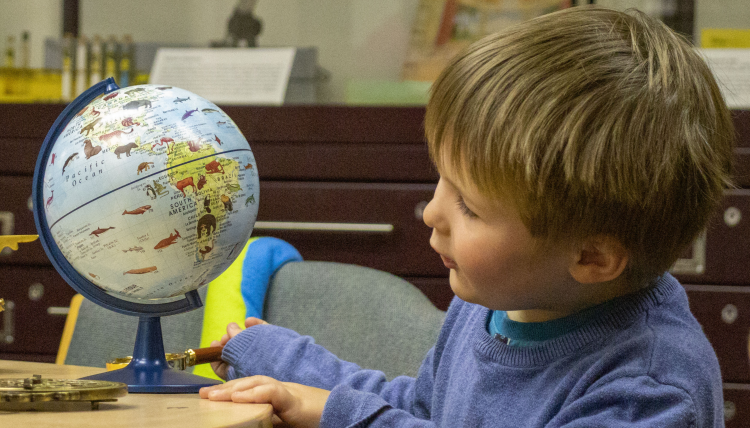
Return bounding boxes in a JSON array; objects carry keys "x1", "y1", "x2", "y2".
[{"x1": 0, "y1": 0, "x2": 747, "y2": 102}]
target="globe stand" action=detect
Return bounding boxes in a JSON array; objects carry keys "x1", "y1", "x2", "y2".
[{"x1": 79, "y1": 316, "x2": 221, "y2": 393}]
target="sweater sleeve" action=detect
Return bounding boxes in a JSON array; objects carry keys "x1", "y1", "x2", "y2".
[
  {"x1": 222, "y1": 323, "x2": 438, "y2": 417},
  {"x1": 221, "y1": 324, "x2": 364, "y2": 390},
  {"x1": 319, "y1": 346, "x2": 439, "y2": 427},
  {"x1": 549, "y1": 375, "x2": 698, "y2": 427}
]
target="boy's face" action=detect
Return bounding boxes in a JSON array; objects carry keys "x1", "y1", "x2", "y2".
[{"x1": 423, "y1": 160, "x2": 581, "y2": 321}]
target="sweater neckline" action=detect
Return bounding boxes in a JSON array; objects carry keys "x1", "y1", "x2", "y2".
[
  {"x1": 472, "y1": 274, "x2": 680, "y2": 367},
  {"x1": 488, "y1": 293, "x2": 624, "y2": 345}
]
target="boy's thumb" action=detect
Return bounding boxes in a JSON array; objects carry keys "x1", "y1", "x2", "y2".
[{"x1": 245, "y1": 317, "x2": 269, "y2": 328}]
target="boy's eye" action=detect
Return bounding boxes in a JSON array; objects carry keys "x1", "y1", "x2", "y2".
[{"x1": 456, "y1": 196, "x2": 478, "y2": 218}]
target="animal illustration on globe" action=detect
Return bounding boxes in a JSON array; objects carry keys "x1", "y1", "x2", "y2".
[
  {"x1": 123, "y1": 205, "x2": 151, "y2": 215},
  {"x1": 182, "y1": 109, "x2": 199, "y2": 121},
  {"x1": 100, "y1": 128, "x2": 133, "y2": 143},
  {"x1": 80, "y1": 117, "x2": 102, "y2": 136},
  {"x1": 221, "y1": 194, "x2": 233, "y2": 211},
  {"x1": 154, "y1": 229, "x2": 181, "y2": 250},
  {"x1": 197, "y1": 214, "x2": 216, "y2": 238},
  {"x1": 62, "y1": 153, "x2": 78, "y2": 175},
  {"x1": 114, "y1": 142, "x2": 138, "y2": 159},
  {"x1": 83, "y1": 139, "x2": 102, "y2": 159},
  {"x1": 175, "y1": 176, "x2": 196, "y2": 196},
  {"x1": 45, "y1": 190, "x2": 54, "y2": 210},
  {"x1": 124, "y1": 266, "x2": 157, "y2": 275},
  {"x1": 152, "y1": 180, "x2": 168, "y2": 196},
  {"x1": 123, "y1": 99, "x2": 151, "y2": 110},
  {"x1": 205, "y1": 160, "x2": 224, "y2": 175},
  {"x1": 137, "y1": 162, "x2": 154, "y2": 174},
  {"x1": 122, "y1": 117, "x2": 141, "y2": 127},
  {"x1": 90, "y1": 226, "x2": 115, "y2": 237}
]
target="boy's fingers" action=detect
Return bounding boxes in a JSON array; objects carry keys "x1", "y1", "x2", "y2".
[
  {"x1": 227, "y1": 322, "x2": 242, "y2": 337},
  {"x1": 231, "y1": 382, "x2": 291, "y2": 404},
  {"x1": 199, "y1": 385, "x2": 216, "y2": 399},
  {"x1": 228, "y1": 379, "x2": 298, "y2": 419},
  {"x1": 245, "y1": 317, "x2": 269, "y2": 328},
  {"x1": 203, "y1": 375, "x2": 277, "y2": 401},
  {"x1": 200, "y1": 377, "x2": 239, "y2": 399},
  {"x1": 201, "y1": 376, "x2": 328, "y2": 428}
]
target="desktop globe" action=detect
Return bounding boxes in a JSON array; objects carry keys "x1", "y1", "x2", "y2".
[
  {"x1": 36, "y1": 81, "x2": 258, "y2": 301},
  {"x1": 32, "y1": 78, "x2": 259, "y2": 392}
]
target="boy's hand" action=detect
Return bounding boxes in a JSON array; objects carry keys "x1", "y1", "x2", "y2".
[
  {"x1": 200, "y1": 376, "x2": 330, "y2": 428},
  {"x1": 210, "y1": 317, "x2": 270, "y2": 379}
]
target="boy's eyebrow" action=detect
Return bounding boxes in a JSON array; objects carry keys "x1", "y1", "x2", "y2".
[
  {"x1": 441, "y1": 175, "x2": 478, "y2": 206},
  {"x1": 436, "y1": 163, "x2": 484, "y2": 207},
  {"x1": 439, "y1": 174, "x2": 461, "y2": 193}
]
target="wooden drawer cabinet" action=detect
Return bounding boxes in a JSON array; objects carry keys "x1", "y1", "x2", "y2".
[
  {"x1": 685, "y1": 286, "x2": 750, "y2": 383},
  {"x1": 0, "y1": 176, "x2": 48, "y2": 266},
  {"x1": 256, "y1": 181, "x2": 441, "y2": 277},
  {"x1": 724, "y1": 385, "x2": 750, "y2": 427},
  {"x1": 698, "y1": 190, "x2": 750, "y2": 285},
  {"x1": 222, "y1": 106, "x2": 436, "y2": 183},
  {"x1": 0, "y1": 266, "x2": 75, "y2": 361},
  {"x1": 672, "y1": 189, "x2": 750, "y2": 286}
]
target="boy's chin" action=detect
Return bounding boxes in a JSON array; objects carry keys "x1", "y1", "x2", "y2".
[
  {"x1": 448, "y1": 272, "x2": 522, "y2": 310},
  {"x1": 448, "y1": 272, "x2": 480, "y2": 305}
]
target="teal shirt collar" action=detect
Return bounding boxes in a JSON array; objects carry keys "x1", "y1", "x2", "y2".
[{"x1": 487, "y1": 296, "x2": 624, "y2": 346}]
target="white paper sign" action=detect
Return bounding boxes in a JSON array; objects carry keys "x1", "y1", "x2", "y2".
[
  {"x1": 698, "y1": 48, "x2": 750, "y2": 109},
  {"x1": 149, "y1": 48, "x2": 296, "y2": 105}
]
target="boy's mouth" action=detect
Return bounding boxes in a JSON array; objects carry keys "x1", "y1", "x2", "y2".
[{"x1": 440, "y1": 255, "x2": 457, "y2": 269}]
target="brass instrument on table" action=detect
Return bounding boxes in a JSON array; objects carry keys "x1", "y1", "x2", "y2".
[{"x1": 107, "y1": 346, "x2": 224, "y2": 371}]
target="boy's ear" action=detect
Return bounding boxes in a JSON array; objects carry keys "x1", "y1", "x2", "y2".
[{"x1": 569, "y1": 235, "x2": 629, "y2": 284}]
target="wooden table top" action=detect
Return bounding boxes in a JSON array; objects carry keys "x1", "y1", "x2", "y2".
[{"x1": 0, "y1": 360, "x2": 273, "y2": 427}]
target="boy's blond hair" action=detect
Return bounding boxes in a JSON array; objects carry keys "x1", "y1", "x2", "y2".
[{"x1": 426, "y1": 6, "x2": 735, "y2": 286}]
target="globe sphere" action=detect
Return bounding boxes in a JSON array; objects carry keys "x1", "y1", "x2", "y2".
[{"x1": 37, "y1": 84, "x2": 258, "y2": 300}]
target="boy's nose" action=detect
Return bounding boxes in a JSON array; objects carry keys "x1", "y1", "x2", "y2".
[
  {"x1": 422, "y1": 191, "x2": 447, "y2": 234},
  {"x1": 422, "y1": 197, "x2": 437, "y2": 229}
]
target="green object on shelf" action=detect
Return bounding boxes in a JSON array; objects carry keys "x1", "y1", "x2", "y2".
[{"x1": 346, "y1": 79, "x2": 431, "y2": 106}]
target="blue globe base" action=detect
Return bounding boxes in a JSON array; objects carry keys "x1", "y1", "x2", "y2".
[
  {"x1": 80, "y1": 365, "x2": 221, "y2": 393},
  {"x1": 79, "y1": 316, "x2": 222, "y2": 393}
]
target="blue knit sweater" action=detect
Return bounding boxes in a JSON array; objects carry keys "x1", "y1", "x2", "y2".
[{"x1": 222, "y1": 273, "x2": 724, "y2": 427}]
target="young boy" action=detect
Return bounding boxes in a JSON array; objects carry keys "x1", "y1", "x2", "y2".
[{"x1": 200, "y1": 6, "x2": 734, "y2": 427}]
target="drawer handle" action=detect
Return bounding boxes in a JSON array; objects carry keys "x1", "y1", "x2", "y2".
[
  {"x1": 254, "y1": 221, "x2": 394, "y2": 233},
  {"x1": 47, "y1": 307, "x2": 71, "y2": 316},
  {"x1": 670, "y1": 231, "x2": 706, "y2": 275},
  {"x1": 2, "y1": 300, "x2": 13, "y2": 344}
]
